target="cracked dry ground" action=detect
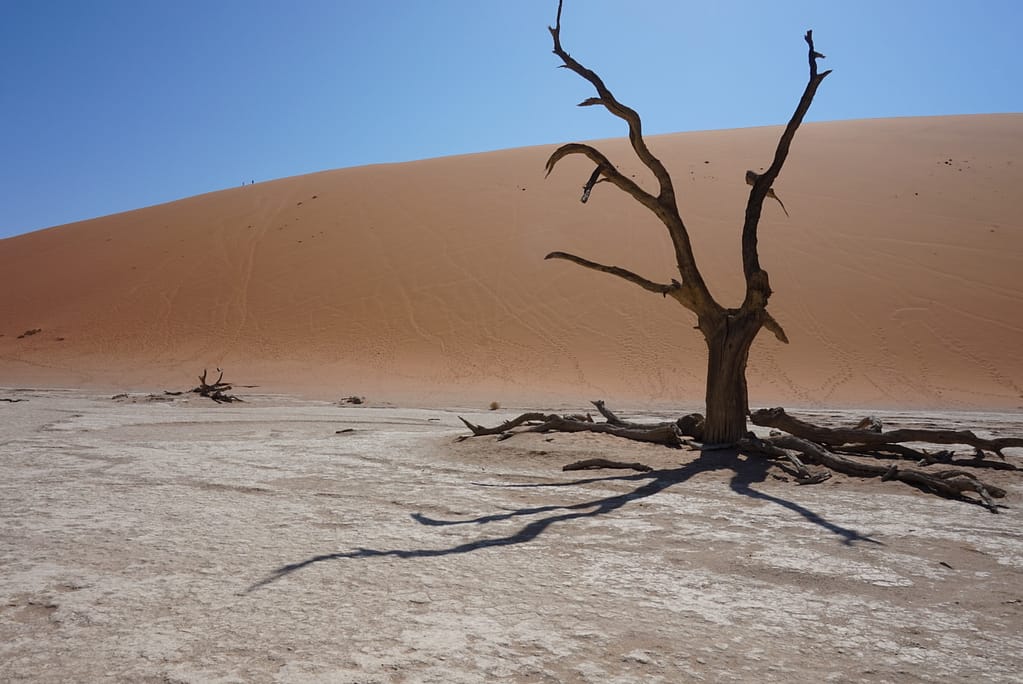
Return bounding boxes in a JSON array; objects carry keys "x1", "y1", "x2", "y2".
[{"x1": 2, "y1": 391, "x2": 1022, "y2": 682}]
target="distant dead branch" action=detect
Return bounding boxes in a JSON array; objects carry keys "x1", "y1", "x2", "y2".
[{"x1": 189, "y1": 368, "x2": 243, "y2": 403}]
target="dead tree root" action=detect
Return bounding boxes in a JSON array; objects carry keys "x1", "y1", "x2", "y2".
[
  {"x1": 745, "y1": 408, "x2": 1019, "y2": 512},
  {"x1": 744, "y1": 433, "x2": 1007, "y2": 512},
  {"x1": 459, "y1": 402, "x2": 1019, "y2": 512}
]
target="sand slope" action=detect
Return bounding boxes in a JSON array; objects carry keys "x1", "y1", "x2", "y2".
[{"x1": 1, "y1": 115, "x2": 1021, "y2": 409}]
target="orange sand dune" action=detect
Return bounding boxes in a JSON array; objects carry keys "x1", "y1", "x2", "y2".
[{"x1": 1, "y1": 115, "x2": 1021, "y2": 410}]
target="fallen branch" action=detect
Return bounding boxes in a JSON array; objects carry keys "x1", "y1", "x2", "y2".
[
  {"x1": 522, "y1": 415, "x2": 685, "y2": 446},
  {"x1": 762, "y1": 434, "x2": 1006, "y2": 512},
  {"x1": 458, "y1": 413, "x2": 560, "y2": 439},
  {"x1": 563, "y1": 458, "x2": 653, "y2": 473},
  {"x1": 836, "y1": 443, "x2": 1018, "y2": 470},
  {"x1": 458, "y1": 405, "x2": 686, "y2": 447},
  {"x1": 738, "y1": 436, "x2": 831, "y2": 484},
  {"x1": 458, "y1": 402, "x2": 1018, "y2": 513},
  {"x1": 592, "y1": 400, "x2": 705, "y2": 441},
  {"x1": 751, "y1": 407, "x2": 1023, "y2": 457}
]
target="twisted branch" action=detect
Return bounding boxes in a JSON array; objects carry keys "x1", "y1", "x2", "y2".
[
  {"x1": 545, "y1": 0, "x2": 713, "y2": 316},
  {"x1": 545, "y1": 143, "x2": 658, "y2": 211},
  {"x1": 548, "y1": 1, "x2": 675, "y2": 202}
]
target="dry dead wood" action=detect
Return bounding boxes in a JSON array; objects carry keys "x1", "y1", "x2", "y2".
[
  {"x1": 737, "y1": 436, "x2": 831, "y2": 484},
  {"x1": 458, "y1": 413, "x2": 562, "y2": 439},
  {"x1": 457, "y1": 404, "x2": 689, "y2": 452},
  {"x1": 530, "y1": 416, "x2": 684, "y2": 446},
  {"x1": 543, "y1": 1, "x2": 832, "y2": 443},
  {"x1": 461, "y1": 401, "x2": 1018, "y2": 512},
  {"x1": 748, "y1": 434, "x2": 1007, "y2": 513},
  {"x1": 592, "y1": 400, "x2": 705, "y2": 441},
  {"x1": 740, "y1": 408, "x2": 1019, "y2": 512},
  {"x1": 751, "y1": 407, "x2": 1023, "y2": 458},
  {"x1": 190, "y1": 368, "x2": 242, "y2": 403},
  {"x1": 563, "y1": 458, "x2": 653, "y2": 473},
  {"x1": 835, "y1": 443, "x2": 1017, "y2": 471}
]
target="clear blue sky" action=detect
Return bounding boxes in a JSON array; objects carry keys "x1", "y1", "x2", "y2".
[{"x1": 2, "y1": 1, "x2": 1021, "y2": 238}]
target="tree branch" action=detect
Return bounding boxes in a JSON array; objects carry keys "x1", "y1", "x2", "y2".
[
  {"x1": 563, "y1": 458, "x2": 653, "y2": 473},
  {"x1": 762, "y1": 311, "x2": 790, "y2": 344},
  {"x1": 548, "y1": 1, "x2": 674, "y2": 203},
  {"x1": 762, "y1": 434, "x2": 1005, "y2": 512},
  {"x1": 546, "y1": 143, "x2": 659, "y2": 210},
  {"x1": 458, "y1": 407, "x2": 686, "y2": 447},
  {"x1": 545, "y1": 251, "x2": 694, "y2": 307},
  {"x1": 546, "y1": 1, "x2": 717, "y2": 317},
  {"x1": 741, "y1": 30, "x2": 831, "y2": 308},
  {"x1": 751, "y1": 407, "x2": 1023, "y2": 458}
]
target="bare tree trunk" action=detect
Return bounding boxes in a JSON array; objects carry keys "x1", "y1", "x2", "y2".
[
  {"x1": 545, "y1": 2, "x2": 828, "y2": 444},
  {"x1": 702, "y1": 313, "x2": 761, "y2": 444}
]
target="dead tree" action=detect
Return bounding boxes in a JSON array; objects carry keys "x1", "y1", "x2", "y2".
[
  {"x1": 190, "y1": 368, "x2": 242, "y2": 403},
  {"x1": 458, "y1": 4, "x2": 1023, "y2": 514},
  {"x1": 543, "y1": 1, "x2": 829, "y2": 444}
]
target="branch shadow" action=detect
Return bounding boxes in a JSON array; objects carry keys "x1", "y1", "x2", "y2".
[
  {"x1": 725, "y1": 449, "x2": 883, "y2": 546},
  {"x1": 246, "y1": 447, "x2": 879, "y2": 593}
]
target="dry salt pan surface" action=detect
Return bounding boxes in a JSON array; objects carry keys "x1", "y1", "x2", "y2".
[{"x1": 2, "y1": 389, "x2": 1022, "y2": 682}]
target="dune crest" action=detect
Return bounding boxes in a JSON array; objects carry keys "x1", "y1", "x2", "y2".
[{"x1": 1, "y1": 115, "x2": 1021, "y2": 409}]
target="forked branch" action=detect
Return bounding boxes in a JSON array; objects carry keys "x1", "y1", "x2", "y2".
[
  {"x1": 545, "y1": 143, "x2": 658, "y2": 210},
  {"x1": 545, "y1": 1, "x2": 713, "y2": 316},
  {"x1": 548, "y1": 0, "x2": 675, "y2": 202}
]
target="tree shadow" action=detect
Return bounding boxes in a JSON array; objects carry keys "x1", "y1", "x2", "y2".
[
  {"x1": 246, "y1": 447, "x2": 879, "y2": 593},
  {"x1": 725, "y1": 449, "x2": 882, "y2": 546}
]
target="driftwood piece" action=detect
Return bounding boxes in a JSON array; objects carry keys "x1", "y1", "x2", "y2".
[
  {"x1": 751, "y1": 407, "x2": 1023, "y2": 457},
  {"x1": 1, "y1": 398, "x2": 27, "y2": 403},
  {"x1": 563, "y1": 458, "x2": 653, "y2": 473}
]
